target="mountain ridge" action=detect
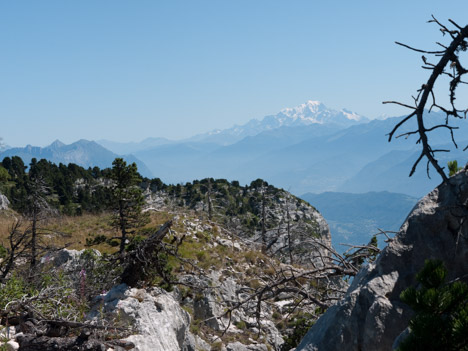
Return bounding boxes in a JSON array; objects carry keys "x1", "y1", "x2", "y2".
[
  {"x1": 184, "y1": 100, "x2": 369, "y2": 145},
  {"x1": 97, "y1": 100, "x2": 370, "y2": 152},
  {"x1": 0, "y1": 139, "x2": 153, "y2": 177}
]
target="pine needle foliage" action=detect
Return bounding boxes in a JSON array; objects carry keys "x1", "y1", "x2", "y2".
[
  {"x1": 448, "y1": 160, "x2": 463, "y2": 177},
  {"x1": 397, "y1": 259, "x2": 468, "y2": 351},
  {"x1": 107, "y1": 158, "x2": 149, "y2": 256}
]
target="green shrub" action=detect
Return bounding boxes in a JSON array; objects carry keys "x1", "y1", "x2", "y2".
[
  {"x1": 397, "y1": 259, "x2": 468, "y2": 351},
  {"x1": 85, "y1": 234, "x2": 107, "y2": 246},
  {"x1": 281, "y1": 313, "x2": 315, "y2": 350},
  {"x1": 448, "y1": 160, "x2": 463, "y2": 176},
  {"x1": 0, "y1": 245, "x2": 7, "y2": 260},
  {"x1": 0, "y1": 274, "x2": 33, "y2": 309},
  {"x1": 235, "y1": 320, "x2": 247, "y2": 330}
]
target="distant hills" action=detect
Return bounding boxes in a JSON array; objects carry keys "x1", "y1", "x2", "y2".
[
  {"x1": 0, "y1": 139, "x2": 152, "y2": 177},
  {"x1": 301, "y1": 191, "x2": 419, "y2": 251}
]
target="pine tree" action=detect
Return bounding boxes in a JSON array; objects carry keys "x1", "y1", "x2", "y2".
[
  {"x1": 108, "y1": 158, "x2": 149, "y2": 256},
  {"x1": 397, "y1": 259, "x2": 468, "y2": 351}
]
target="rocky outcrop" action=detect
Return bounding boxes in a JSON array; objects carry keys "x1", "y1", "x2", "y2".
[
  {"x1": 297, "y1": 169, "x2": 468, "y2": 351},
  {"x1": 89, "y1": 284, "x2": 202, "y2": 351},
  {"x1": 0, "y1": 193, "x2": 10, "y2": 211},
  {"x1": 144, "y1": 184, "x2": 333, "y2": 267}
]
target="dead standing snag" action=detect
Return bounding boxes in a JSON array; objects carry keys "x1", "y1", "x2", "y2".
[{"x1": 384, "y1": 16, "x2": 468, "y2": 181}]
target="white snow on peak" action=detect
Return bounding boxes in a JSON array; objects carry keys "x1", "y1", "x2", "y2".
[
  {"x1": 275, "y1": 100, "x2": 366, "y2": 126},
  {"x1": 280, "y1": 100, "x2": 325, "y2": 118},
  {"x1": 341, "y1": 108, "x2": 363, "y2": 121},
  {"x1": 186, "y1": 99, "x2": 368, "y2": 144}
]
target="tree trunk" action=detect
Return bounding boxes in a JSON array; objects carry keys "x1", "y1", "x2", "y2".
[{"x1": 30, "y1": 211, "x2": 37, "y2": 269}]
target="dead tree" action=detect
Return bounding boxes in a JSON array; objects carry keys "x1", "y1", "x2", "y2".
[
  {"x1": 22, "y1": 174, "x2": 57, "y2": 269},
  {"x1": 200, "y1": 178, "x2": 223, "y2": 221},
  {"x1": 0, "y1": 219, "x2": 28, "y2": 282},
  {"x1": 120, "y1": 220, "x2": 173, "y2": 287},
  {"x1": 206, "y1": 178, "x2": 214, "y2": 220},
  {"x1": 255, "y1": 181, "x2": 275, "y2": 251},
  {"x1": 214, "y1": 238, "x2": 380, "y2": 337},
  {"x1": 384, "y1": 17, "x2": 468, "y2": 181},
  {"x1": 282, "y1": 191, "x2": 295, "y2": 264}
]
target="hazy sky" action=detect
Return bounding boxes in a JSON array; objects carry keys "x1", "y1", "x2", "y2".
[{"x1": 1, "y1": 1, "x2": 467, "y2": 147}]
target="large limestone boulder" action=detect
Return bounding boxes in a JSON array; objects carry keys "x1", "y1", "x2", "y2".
[
  {"x1": 297, "y1": 169, "x2": 468, "y2": 351},
  {"x1": 90, "y1": 284, "x2": 202, "y2": 351}
]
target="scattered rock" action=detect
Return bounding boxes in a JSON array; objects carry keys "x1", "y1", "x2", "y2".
[
  {"x1": 42, "y1": 248, "x2": 101, "y2": 267},
  {"x1": 5, "y1": 340, "x2": 19, "y2": 351}
]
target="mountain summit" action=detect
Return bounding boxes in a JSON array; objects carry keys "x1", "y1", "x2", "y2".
[
  {"x1": 278, "y1": 100, "x2": 365, "y2": 124},
  {"x1": 187, "y1": 100, "x2": 368, "y2": 145}
]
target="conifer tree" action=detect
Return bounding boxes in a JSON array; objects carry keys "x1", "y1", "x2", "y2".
[
  {"x1": 108, "y1": 158, "x2": 149, "y2": 256},
  {"x1": 398, "y1": 259, "x2": 468, "y2": 351}
]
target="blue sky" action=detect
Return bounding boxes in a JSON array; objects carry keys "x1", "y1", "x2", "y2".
[{"x1": 1, "y1": 1, "x2": 467, "y2": 146}]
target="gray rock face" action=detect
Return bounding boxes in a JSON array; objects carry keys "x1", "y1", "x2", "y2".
[
  {"x1": 0, "y1": 193, "x2": 10, "y2": 211},
  {"x1": 297, "y1": 170, "x2": 468, "y2": 351},
  {"x1": 90, "y1": 284, "x2": 198, "y2": 351}
]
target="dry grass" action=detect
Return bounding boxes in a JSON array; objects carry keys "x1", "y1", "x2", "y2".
[{"x1": 0, "y1": 210, "x2": 176, "y2": 254}]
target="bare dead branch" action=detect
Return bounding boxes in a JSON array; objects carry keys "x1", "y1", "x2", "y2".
[
  {"x1": 385, "y1": 18, "x2": 468, "y2": 182},
  {"x1": 395, "y1": 41, "x2": 445, "y2": 54}
]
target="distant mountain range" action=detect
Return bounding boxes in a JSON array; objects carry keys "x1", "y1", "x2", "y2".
[
  {"x1": 96, "y1": 137, "x2": 174, "y2": 155},
  {"x1": 182, "y1": 100, "x2": 368, "y2": 145},
  {"x1": 2, "y1": 100, "x2": 467, "y2": 199},
  {"x1": 301, "y1": 191, "x2": 419, "y2": 251},
  {"x1": 96, "y1": 100, "x2": 467, "y2": 198},
  {"x1": 0, "y1": 139, "x2": 152, "y2": 177}
]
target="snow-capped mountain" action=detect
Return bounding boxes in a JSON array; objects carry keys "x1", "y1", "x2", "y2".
[
  {"x1": 187, "y1": 100, "x2": 368, "y2": 145},
  {"x1": 277, "y1": 100, "x2": 365, "y2": 124}
]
